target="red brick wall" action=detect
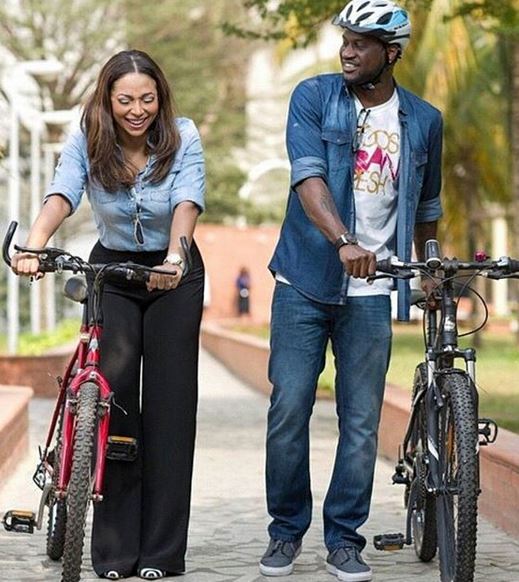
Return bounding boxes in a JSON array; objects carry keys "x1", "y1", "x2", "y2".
[
  {"x1": 0, "y1": 386, "x2": 33, "y2": 486},
  {"x1": 0, "y1": 353, "x2": 69, "y2": 398},
  {"x1": 195, "y1": 224, "x2": 280, "y2": 323}
]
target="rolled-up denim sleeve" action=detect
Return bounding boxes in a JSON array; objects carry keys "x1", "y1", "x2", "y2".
[
  {"x1": 171, "y1": 120, "x2": 205, "y2": 212},
  {"x1": 44, "y1": 130, "x2": 87, "y2": 214},
  {"x1": 286, "y1": 79, "x2": 327, "y2": 188},
  {"x1": 416, "y1": 114, "x2": 443, "y2": 223}
]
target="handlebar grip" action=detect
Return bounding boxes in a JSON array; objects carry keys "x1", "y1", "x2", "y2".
[
  {"x1": 2, "y1": 221, "x2": 18, "y2": 267},
  {"x1": 425, "y1": 239, "x2": 441, "y2": 269},
  {"x1": 509, "y1": 259, "x2": 519, "y2": 274},
  {"x1": 375, "y1": 258, "x2": 395, "y2": 274}
]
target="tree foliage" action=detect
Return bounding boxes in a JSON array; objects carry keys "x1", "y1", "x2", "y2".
[
  {"x1": 126, "y1": 0, "x2": 256, "y2": 223},
  {"x1": 224, "y1": 0, "x2": 441, "y2": 46},
  {"x1": 0, "y1": 0, "x2": 125, "y2": 111}
]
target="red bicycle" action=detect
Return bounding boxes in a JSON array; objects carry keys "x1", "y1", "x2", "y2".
[{"x1": 2, "y1": 220, "x2": 191, "y2": 582}]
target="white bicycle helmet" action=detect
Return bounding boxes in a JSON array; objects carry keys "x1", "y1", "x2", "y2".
[{"x1": 333, "y1": 0, "x2": 411, "y2": 52}]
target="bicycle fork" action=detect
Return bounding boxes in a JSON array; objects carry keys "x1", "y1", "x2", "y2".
[{"x1": 57, "y1": 369, "x2": 112, "y2": 502}]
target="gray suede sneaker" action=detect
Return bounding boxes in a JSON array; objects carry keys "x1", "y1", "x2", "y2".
[
  {"x1": 259, "y1": 539, "x2": 302, "y2": 576},
  {"x1": 326, "y1": 546, "x2": 372, "y2": 582}
]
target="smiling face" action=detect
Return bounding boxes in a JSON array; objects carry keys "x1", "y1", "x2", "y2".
[
  {"x1": 339, "y1": 29, "x2": 397, "y2": 88},
  {"x1": 111, "y1": 72, "x2": 159, "y2": 144}
]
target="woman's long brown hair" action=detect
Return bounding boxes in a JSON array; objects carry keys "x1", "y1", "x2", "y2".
[{"x1": 81, "y1": 50, "x2": 180, "y2": 192}]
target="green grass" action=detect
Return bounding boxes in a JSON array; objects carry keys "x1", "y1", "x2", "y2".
[
  {"x1": 231, "y1": 322, "x2": 519, "y2": 434},
  {"x1": 384, "y1": 324, "x2": 519, "y2": 433},
  {"x1": 0, "y1": 318, "x2": 81, "y2": 356}
]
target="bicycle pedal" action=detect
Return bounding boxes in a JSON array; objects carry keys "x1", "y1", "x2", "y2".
[
  {"x1": 392, "y1": 470, "x2": 410, "y2": 486},
  {"x1": 2, "y1": 510, "x2": 36, "y2": 534},
  {"x1": 478, "y1": 418, "x2": 498, "y2": 445},
  {"x1": 373, "y1": 533, "x2": 405, "y2": 551},
  {"x1": 106, "y1": 436, "x2": 138, "y2": 462}
]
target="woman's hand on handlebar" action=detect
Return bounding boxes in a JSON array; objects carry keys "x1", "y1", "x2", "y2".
[
  {"x1": 11, "y1": 252, "x2": 44, "y2": 279},
  {"x1": 146, "y1": 262, "x2": 182, "y2": 292}
]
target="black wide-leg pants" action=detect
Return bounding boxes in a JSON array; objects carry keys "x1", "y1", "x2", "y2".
[{"x1": 88, "y1": 242, "x2": 204, "y2": 577}]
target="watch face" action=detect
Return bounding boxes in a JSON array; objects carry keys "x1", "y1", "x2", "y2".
[{"x1": 165, "y1": 253, "x2": 183, "y2": 266}]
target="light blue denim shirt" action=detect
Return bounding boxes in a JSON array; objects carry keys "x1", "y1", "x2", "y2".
[
  {"x1": 45, "y1": 117, "x2": 205, "y2": 252},
  {"x1": 269, "y1": 73, "x2": 443, "y2": 320}
]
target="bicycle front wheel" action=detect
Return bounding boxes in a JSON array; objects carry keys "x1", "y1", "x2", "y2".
[
  {"x1": 436, "y1": 372, "x2": 479, "y2": 582},
  {"x1": 61, "y1": 382, "x2": 99, "y2": 582}
]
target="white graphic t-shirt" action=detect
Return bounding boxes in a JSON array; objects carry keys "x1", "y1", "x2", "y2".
[{"x1": 347, "y1": 90, "x2": 400, "y2": 296}]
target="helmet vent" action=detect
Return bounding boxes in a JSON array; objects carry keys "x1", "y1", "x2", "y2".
[
  {"x1": 377, "y1": 12, "x2": 392, "y2": 25},
  {"x1": 357, "y1": 11, "x2": 374, "y2": 23}
]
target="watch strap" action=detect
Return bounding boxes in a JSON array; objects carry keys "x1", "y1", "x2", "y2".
[{"x1": 334, "y1": 232, "x2": 358, "y2": 250}]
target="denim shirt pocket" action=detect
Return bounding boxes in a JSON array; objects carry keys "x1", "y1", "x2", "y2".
[
  {"x1": 321, "y1": 129, "x2": 351, "y2": 174},
  {"x1": 150, "y1": 187, "x2": 171, "y2": 204},
  {"x1": 91, "y1": 186, "x2": 116, "y2": 205}
]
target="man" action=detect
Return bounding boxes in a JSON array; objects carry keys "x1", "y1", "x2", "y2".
[{"x1": 259, "y1": 1, "x2": 442, "y2": 581}]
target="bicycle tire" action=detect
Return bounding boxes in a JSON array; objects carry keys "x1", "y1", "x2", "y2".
[
  {"x1": 61, "y1": 382, "x2": 99, "y2": 582},
  {"x1": 408, "y1": 363, "x2": 437, "y2": 562},
  {"x1": 46, "y1": 407, "x2": 67, "y2": 560},
  {"x1": 436, "y1": 372, "x2": 479, "y2": 582}
]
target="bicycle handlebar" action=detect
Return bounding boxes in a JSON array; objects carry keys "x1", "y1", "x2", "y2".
[
  {"x1": 372, "y1": 254, "x2": 519, "y2": 281},
  {"x1": 3, "y1": 221, "x2": 193, "y2": 282}
]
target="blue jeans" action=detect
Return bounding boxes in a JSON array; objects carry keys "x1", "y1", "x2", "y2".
[{"x1": 266, "y1": 282, "x2": 392, "y2": 551}]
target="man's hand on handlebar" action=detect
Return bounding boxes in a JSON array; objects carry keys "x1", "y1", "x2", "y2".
[
  {"x1": 11, "y1": 252, "x2": 44, "y2": 279},
  {"x1": 146, "y1": 262, "x2": 182, "y2": 292},
  {"x1": 339, "y1": 245, "x2": 376, "y2": 279},
  {"x1": 420, "y1": 275, "x2": 440, "y2": 310}
]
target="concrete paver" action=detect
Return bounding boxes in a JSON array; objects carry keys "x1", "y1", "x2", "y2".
[{"x1": 1, "y1": 349, "x2": 518, "y2": 581}]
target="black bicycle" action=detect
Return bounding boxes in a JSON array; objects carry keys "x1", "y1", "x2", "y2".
[{"x1": 372, "y1": 240, "x2": 519, "y2": 582}]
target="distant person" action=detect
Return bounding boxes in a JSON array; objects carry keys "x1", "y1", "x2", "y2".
[
  {"x1": 12, "y1": 50, "x2": 205, "y2": 580},
  {"x1": 259, "y1": 1, "x2": 443, "y2": 581},
  {"x1": 236, "y1": 267, "x2": 251, "y2": 317}
]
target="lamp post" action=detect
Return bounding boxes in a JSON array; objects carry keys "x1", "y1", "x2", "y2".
[
  {"x1": 6, "y1": 92, "x2": 21, "y2": 354},
  {"x1": 2, "y1": 59, "x2": 64, "y2": 353},
  {"x1": 40, "y1": 115, "x2": 77, "y2": 332}
]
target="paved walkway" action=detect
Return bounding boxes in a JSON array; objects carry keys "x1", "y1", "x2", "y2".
[{"x1": 1, "y1": 350, "x2": 518, "y2": 581}]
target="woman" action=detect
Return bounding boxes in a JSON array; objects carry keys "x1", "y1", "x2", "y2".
[{"x1": 12, "y1": 50, "x2": 205, "y2": 580}]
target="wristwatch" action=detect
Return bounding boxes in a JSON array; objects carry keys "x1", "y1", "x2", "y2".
[
  {"x1": 334, "y1": 232, "x2": 358, "y2": 250},
  {"x1": 163, "y1": 252, "x2": 184, "y2": 270}
]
